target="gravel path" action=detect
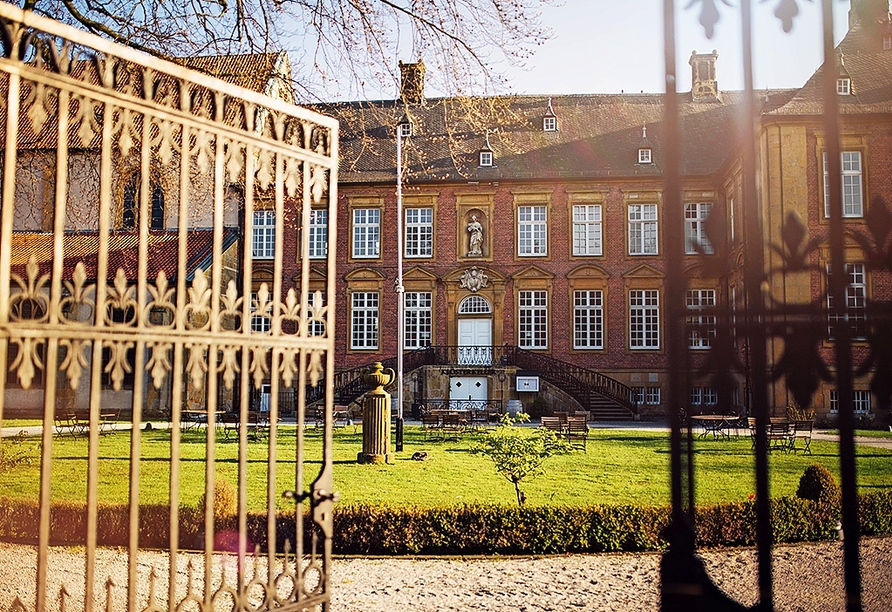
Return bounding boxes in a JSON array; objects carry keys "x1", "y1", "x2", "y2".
[{"x1": 0, "y1": 538, "x2": 890, "y2": 611}]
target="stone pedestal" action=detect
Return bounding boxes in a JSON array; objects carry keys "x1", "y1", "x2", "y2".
[{"x1": 358, "y1": 362, "x2": 395, "y2": 464}]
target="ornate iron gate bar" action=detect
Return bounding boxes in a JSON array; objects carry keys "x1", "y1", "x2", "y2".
[
  {"x1": 662, "y1": 1, "x2": 870, "y2": 610},
  {"x1": 0, "y1": 4, "x2": 338, "y2": 612}
]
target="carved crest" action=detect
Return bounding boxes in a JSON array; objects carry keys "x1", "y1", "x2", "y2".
[{"x1": 459, "y1": 266, "x2": 489, "y2": 292}]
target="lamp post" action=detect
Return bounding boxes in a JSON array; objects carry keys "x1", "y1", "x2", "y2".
[{"x1": 395, "y1": 113, "x2": 409, "y2": 452}]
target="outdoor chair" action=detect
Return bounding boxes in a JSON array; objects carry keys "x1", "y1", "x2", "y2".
[
  {"x1": 566, "y1": 415, "x2": 589, "y2": 451},
  {"x1": 540, "y1": 416, "x2": 564, "y2": 435},
  {"x1": 441, "y1": 413, "x2": 467, "y2": 440},
  {"x1": 422, "y1": 413, "x2": 443, "y2": 441},
  {"x1": 789, "y1": 420, "x2": 814, "y2": 455},
  {"x1": 54, "y1": 408, "x2": 86, "y2": 438},
  {"x1": 553, "y1": 411, "x2": 569, "y2": 426},
  {"x1": 767, "y1": 420, "x2": 791, "y2": 452}
]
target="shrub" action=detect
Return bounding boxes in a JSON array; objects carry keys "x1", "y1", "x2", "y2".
[
  {"x1": 527, "y1": 396, "x2": 550, "y2": 419},
  {"x1": 198, "y1": 478, "x2": 238, "y2": 530},
  {"x1": 796, "y1": 464, "x2": 841, "y2": 506}
]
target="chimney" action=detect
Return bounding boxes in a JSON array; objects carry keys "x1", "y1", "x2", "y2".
[
  {"x1": 689, "y1": 50, "x2": 719, "y2": 101},
  {"x1": 399, "y1": 59, "x2": 425, "y2": 105}
]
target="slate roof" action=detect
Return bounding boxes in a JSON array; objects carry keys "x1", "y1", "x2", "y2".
[
  {"x1": 767, "y1": 16, "x2": 892, "y2": 116},
  {"x1": 8, "y1": 228, "x2": 238, "y2": 282},
  {"x1": 320, "y1": 89, "x2": 797, "y2": 184}
]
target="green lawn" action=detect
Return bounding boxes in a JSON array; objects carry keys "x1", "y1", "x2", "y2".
[{"x1": 1, "y1": 426, "x2": 890, "y2": 510}]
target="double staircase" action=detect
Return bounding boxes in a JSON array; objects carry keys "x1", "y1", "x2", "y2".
[{"x1": 306, "y1": 346, "x2": 637, "y2": 420}]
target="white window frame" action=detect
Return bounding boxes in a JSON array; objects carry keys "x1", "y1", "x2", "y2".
[
  {"x1": 399, "y1": 122, "x2": 412, "y2": 138},
  {"x1": 518, "y1": 205, "x2": 548, "y2": 256},
  {"x1": 252, "y1": 211, "x2": 276, "y2": 259},
  {"x1": 729, "y1": 197, "x2": 736, "y2": 243},
  {"x1": 405, "y1": 208, "x2": 433, "y2": 258},
  {"x1": 823, "y1": 151, "x2": 863, "y2": 218},
  {"x1": 572, "y1": 204, "x2": 602, "y2": 256},
  {"x1": 404, "y1": 291, "x2": 432, "y2": 349},
  {"x1": 308, "y1": 209, "x2": 328, "y2": 259},
  {"x1": 308, "y1": 291, "x2": 326, "y2": 337},
  {"x1": 250, "y1": 291, "x2": 271, "y2": 334},
  {"x1": 686, "y1": 289, "x2": 716, "y2": 349},
  {"x1": 837, "y1": 77, "x2": 851, "y2": 95},
  {"x1": 352, "y1": 208, "x2": 381, "y2": 259},
  {"x1": 631, "y1": 387, "x2": 645, "y2": 405},
  {"x1": 628, "y1": 203, "x2": 658, "y2": 255},
  {"x1": 827, "y1": 263, "x2": 867, "y2": 340},
  {"x1": 629, "y1": 289, "x2": 660, "y2": 349},
  {"x1": 646, "y1": 386, "x2": 661, "y2": 406},
  {"x1": 573, "y1": 290, "x2": 604, "y2": 350},
  {"x1": 884, "y1": 35, "x2": 892, "y2": 50},
  {"x1": 518, "y1": 290, "x2": 548, "y2": 349},
  {"x1": 479, "y1": 150, "x2": 493, "y2": 167},
  {"x1": 830, "y1": 389, "x2": 871, "y2": 414},
  {"x1": 350, "y1": 292, "x2": 379, "y2": 350},
  {"x1": 543, "y1": 116, "x2": 557, "y2": 132},
  {"x1": 684, "y1": 202, "x2": 713, "y2": 254},
  {"x1": 638, "y1": 148, "x2": 652, "y2": 164}
]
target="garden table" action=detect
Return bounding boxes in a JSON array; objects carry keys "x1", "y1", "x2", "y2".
[{"x1": 691, "y1": 414, "x2": 734, "y2": 440}]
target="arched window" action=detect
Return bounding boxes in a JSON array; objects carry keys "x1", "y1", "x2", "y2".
[
  {"x1": 458, "y1": 295, "x2": 492, "y2": 315},
  {"x1": 122, "y1": 177, "x2": 165, "y2": 230}
]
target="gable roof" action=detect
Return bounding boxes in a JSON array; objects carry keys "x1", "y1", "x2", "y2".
[
  {"x1": 768, "y1": 16, "x2": 892, "y2": 116},
  {"x1": 320, "y1": 89, "x2": 797, "y2": 184}
]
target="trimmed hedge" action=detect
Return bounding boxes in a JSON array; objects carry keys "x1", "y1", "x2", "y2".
[{"x1": 0, "y1": 493, "x2": 889, "y2": 555}]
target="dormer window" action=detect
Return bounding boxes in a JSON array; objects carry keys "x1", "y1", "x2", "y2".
[
  {"x1": 884, "y1": 35, "x2": 892, "y2": 50},
  {"x1": 399, "y1": 122, "x2": 412, "y2": 138},
  {"x1": 479, "y1": 150, "x2": 493, "y2": 167},
  {"x1": 637, "y1": 125, "x2": 653, "y2": 164},
  {"x1": 542, "y1": 97, "x2": 557, "y2": 132},
  {"x1": 837, "y1": 77, "x2": 851, "y2": 95}
]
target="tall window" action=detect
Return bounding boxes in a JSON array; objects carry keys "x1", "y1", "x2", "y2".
[
  {"x1": 684, "y1": 203, "x2": 713, "y2": 254},
  {"x1": 572, "y1": 205, "x2": 602, "y2": 256},
  {"x1": 308, "y1": 209, "x2": 328, "y2": 259},
  {"x1": 405, "y1": 208, "x2": 433, "y2": 257},
  {"x1": 628, "y1": 204, "x2": 658, "y2": 255},
  {"x1": 352, "y1": 208, "x2": 380, "y2": 258},
  {"x1": 250, "y1": 292, "x2": 271, "y2": 333},
  {"x1": 686, "y1": 289, "x2": 716, "y2": 349},
  {"x1": 823, "y1": 151, "x2": 863, "y2": 218},
  {"x1": 729, "y1": 197, "x2": 736, "y2": 243},
  {"x1": 404, "y1": 291, "x2": 432, "y2": 349},
  {"x1": 518, "y1": 205, "x2": 547, "y2": 256},
  {"x1": 252, "y1": 211, "x2": 276, "y2": 259},
  {"x1": 351, "y1": 292, "x2": 379, "y2": 349},
  {"x1": 574, "y1": 290, "x2": 603, "y2": 349},
  {"x1": 308, "y1": 292, "x2": 327, "y2": 337},
  {"x1": 123, "y1": 178, "x2": 164, "y2": 230},
  {"x1": 827, "y1": 263, "x2": 867, "y2": 340},
  {"x1": 518, "y1": 290, "x2": 548, "y2": 349},
  {"x1": 629, "y1": 289, "x2": 660, "y2": 349},
  {"x1": 646, "y1": 386, "x2": 662, "y2": 406},
  {"x1": 690, "y1": 387, "x2": 717, "y2": 406},
  {"x1": 830, "y1": 390, "x2": 871, "y2": 414}
]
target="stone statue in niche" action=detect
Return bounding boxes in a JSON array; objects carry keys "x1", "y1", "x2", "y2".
[
  {"x1": 459, "y1": 266, "x2": 489, "y2": 292},
  {"x1": 466, "y1": 214, "x2": 483, "y2": 256}
]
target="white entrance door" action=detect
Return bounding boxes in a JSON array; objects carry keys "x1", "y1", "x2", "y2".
[
  {"x1": 450, "y1": 377, "x2": 488, "y2": 406},
  {"x1": 457, "y1": 318, "x2": 492, "y2": 365}
]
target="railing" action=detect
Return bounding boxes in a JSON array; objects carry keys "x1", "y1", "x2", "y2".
[
  {"x1": 309, "y1": 346, "x2": 636, "y2": 417},
  {"x1": 415, "y1": 399, "x2": 503, "y2": 414},
  {"x1": 511, "y1": 347, "x2": 638, "y2": 416}
]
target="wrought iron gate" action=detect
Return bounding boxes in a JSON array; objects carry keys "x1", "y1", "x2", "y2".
[
  {"x1": 0, "y1": 5, "x2": 338, "y2": 612},
  {"x1": 662, "y1": 1, "x2": 881, "y2": 610}
]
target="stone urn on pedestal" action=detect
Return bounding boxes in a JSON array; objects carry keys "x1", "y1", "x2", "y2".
[{"x1": 357, "y1": 362, "x2": 395, "y2": 464}]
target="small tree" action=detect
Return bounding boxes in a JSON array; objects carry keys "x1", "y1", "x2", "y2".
[{"x1": 473, "y1": 412, "x2": 568, "y2": 506}]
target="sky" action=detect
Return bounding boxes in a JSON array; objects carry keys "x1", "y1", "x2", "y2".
[{"x1": 497, "y1": 0, "x2": 855, "y2": 95}]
